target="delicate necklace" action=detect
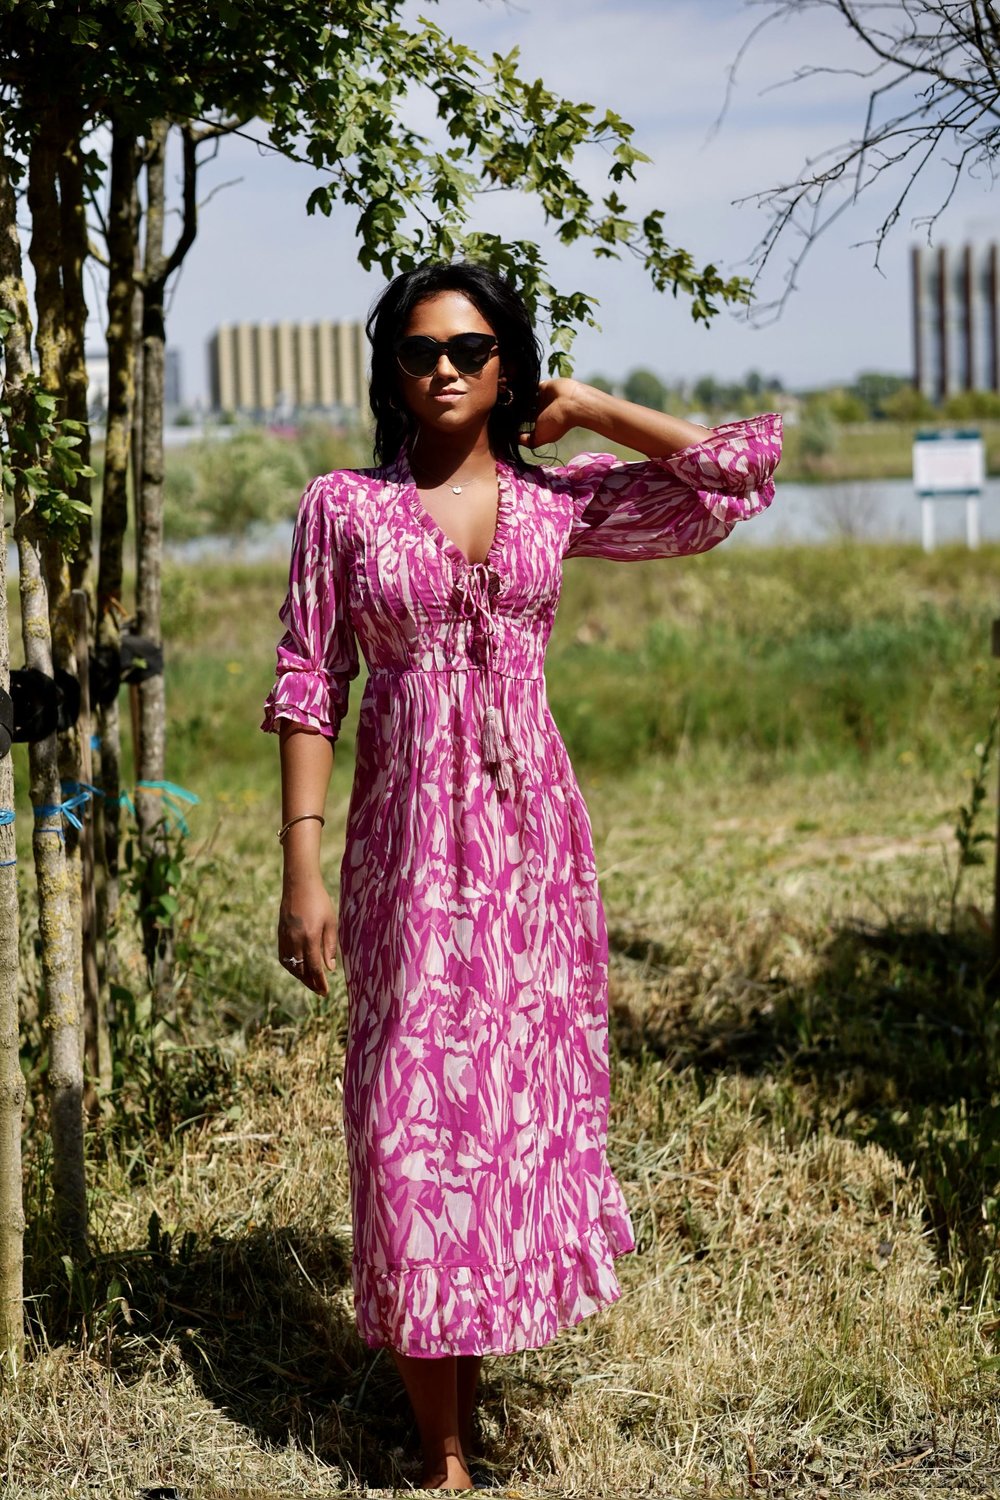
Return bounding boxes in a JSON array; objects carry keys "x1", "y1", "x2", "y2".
[{"x1": 414, "y1": 469, "x2": 492, "y2": 496}]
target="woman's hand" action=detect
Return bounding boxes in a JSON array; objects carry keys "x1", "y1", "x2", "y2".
[
  {"x1": 278, "y1": 877, "x2": 339, "y2": 996},
  {"x1": 525, "y1": 377, "x2": 590, "y2": 447}
]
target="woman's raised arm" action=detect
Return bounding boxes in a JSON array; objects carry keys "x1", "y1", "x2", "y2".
[{"x1": 529, "y1": 378, "x2": 713, "y2": 455}]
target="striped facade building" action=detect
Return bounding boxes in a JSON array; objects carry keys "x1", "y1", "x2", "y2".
[
  {"x1": 208, "y1": 320, "x2": 368, "y2": 415},
  {"x1": 911, "y1": 242, "x2": 1000, "y2": 403}
]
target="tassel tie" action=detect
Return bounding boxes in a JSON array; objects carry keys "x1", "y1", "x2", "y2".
[{"x1": 457, "y1": 562, "x2": 519, "y2": 794}]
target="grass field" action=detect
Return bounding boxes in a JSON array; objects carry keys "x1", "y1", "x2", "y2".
[{"x1": 4, "y1": 542, "x2": 1000, "y2": 1497}]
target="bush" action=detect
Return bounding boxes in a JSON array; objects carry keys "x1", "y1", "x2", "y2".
[
  {"x1": 941, "y1": 388, "x2": 1000, "y2": 421},
  {"x1": 164, "y1": 430, "x2": 310, "y2": 540},
  {"x1": 797, "y1": 401, "x2": 839, "y2": 470},
  {"x1": 881, "y1": 385, "x2": 936, "y2": 422}
]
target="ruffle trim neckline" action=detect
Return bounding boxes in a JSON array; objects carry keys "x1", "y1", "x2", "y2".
[
  {"x1": 387, "y1": 443, "x2": 515, "y2": 573},
  {"x1": 351, "y1": 1192, "x2": 636, "y2": 1357}
]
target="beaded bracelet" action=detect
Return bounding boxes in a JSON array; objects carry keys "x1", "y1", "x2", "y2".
[{"x1": 277, "y1": 812, "x2": 326, "y2": 843}]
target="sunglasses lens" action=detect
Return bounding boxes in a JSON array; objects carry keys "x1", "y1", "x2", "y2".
[
  {"x1": 450, "y1": 335, "x2": 496, "y2": 373},
  {"x1": 396, "y1": 338, "x2": 438, "y2": 377},
  {"x1": 395, "y1": 334, "x2": 497, "y2": 377}
]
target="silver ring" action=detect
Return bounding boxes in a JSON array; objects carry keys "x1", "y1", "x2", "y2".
[{"x1": 282, "y1": 955, "x2": 304, "y2": 968}]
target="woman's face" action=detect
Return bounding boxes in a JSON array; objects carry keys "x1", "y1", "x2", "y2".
[{"x1": 396, "y1": 291, "x2": 502, "y2": 440}]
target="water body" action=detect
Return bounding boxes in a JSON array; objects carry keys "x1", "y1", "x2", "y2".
[
  {"x1": 7, "y1": 478, "x2": 1000, "y2": 577},
  {"x1": 726, "y1": 477, "x2": 1000, "y2": 548}
]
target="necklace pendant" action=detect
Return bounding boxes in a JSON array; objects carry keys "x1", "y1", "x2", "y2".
[{"x1": 451, "y1": 485, "x2": 463, "y2": 495}]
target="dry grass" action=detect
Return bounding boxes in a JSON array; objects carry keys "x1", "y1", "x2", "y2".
[
  {"x1": 5, "y1": 551, "x2": 1000, "y2": 1496},
  {"x1": 5, "y1": 758, "x2": 1000, "y2": 1498}
]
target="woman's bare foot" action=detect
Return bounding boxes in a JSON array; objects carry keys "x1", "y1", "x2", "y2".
[{"x1": 418, "y1": 1450, "x2": 475, "y2": 1490}]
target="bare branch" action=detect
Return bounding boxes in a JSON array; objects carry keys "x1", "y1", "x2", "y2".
[
  {"x1": 730, "y1": 0, "x2": 1000, "y2": 306},
  {"x1": 161, "y1": 124, "x2": 197, "y2": 283},
  {"x1": 197, "y1": 175, "x2": 244, "y2": 213}
]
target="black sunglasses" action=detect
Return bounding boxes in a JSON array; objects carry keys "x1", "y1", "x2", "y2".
[{"x1": 394, "y1": 332, "x2": 499, "y2": 378}]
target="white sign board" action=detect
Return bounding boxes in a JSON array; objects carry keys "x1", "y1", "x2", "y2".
[{"x1": 913, "y1": 430, "x2": 985, "y2": 496}]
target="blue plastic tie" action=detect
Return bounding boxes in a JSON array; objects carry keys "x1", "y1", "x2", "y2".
[
  {"x1": 33, "y1": 787, "x2": 92, "y2": 835},
  {"x1": 90, "y1": 733, "x2": 101, "y2": 751},
  {"x1": 136, "y1": 779, "x2": 200, "y2": 835},
  {"x1": 0, "y1": 808, "x2": 14, "y2": 867}
]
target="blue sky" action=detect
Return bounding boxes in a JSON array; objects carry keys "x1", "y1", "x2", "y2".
[{"x1": 122, "y1": 0, "x2": 1000, "y2": 405}]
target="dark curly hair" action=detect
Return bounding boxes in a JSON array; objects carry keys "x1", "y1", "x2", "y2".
[{"x1": 366, "y1": 261, "x2": 542, "y2": 468}]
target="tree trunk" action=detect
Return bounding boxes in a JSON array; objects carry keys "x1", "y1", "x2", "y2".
[
  {"x1": 57, "y1": 107, "x2": 107, "y2": 1106},
  {"x1": 58, "y1": 109, "x2": 92, "y2": 595},
  {"x1": 0, "y1": 118, "x2": 26, "y2": 1375},
  {"x1": 135, "y1": 121, "x2": 171, "y2": 990},
  {"x1": 95, "y1": 121, "x2": 138, "y2": 1040},
  {"x1": 0, "y1": 562, "x2": 23, "y2": 1375},
  {"x1": 21, "y1": 103, "x2": 88, "y2": 1262}
]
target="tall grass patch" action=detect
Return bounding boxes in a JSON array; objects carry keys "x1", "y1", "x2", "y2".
[{"x1": 5, "y1": 543, "x2": 1000, "y2": 1496}]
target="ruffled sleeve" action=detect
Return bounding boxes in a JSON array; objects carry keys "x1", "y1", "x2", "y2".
[
  {"x1": 557, "y1": 413, "x2": 783, "y2": 561},
  {"x1": 260, "y1": 473, "x2": 360, "y2": 741}
]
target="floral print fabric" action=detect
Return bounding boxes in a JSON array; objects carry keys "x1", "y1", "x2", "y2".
[{"x1": 262, "y1": 414, "x2": 783, "y2": 1356}]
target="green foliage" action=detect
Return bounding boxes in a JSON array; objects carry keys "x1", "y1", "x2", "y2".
[
  {"x1": 849, "y1": 370, "x2": 910, "y2": 420},
  {"x1": 881, "y1": 384, "x2": 936, "y2": 422},
  {"x1": 5, "y1": 3, "x2": 751, "y2": 382},
  {"x1": 949, "y1": 705, "x2": 999, "y2": 927},
  {"x1": 825, "y1": 386, "x2": 868, "y2": 423},
  {"x1": 294, "y1": 418, "x2": 370, "y2": 480},
  {"x1": 0, "y1": 309, "x2": 94, "y2": 553},
  {"x1": 942, "y1": 388, "x2": 1000, "y2": 421},
  {"x1": 259, "y1": 7, "x2": 751, "y2": 368},
  {"x1": 796, "y1": 400, "x2": 838, "y2": 468},
  {"x1": 622, "y1": 367, "x2": 667, "y2": 411},
  {"x1": 690, "y1": 371, "x2": 784, "y2": 415},
  {"x1": 163, "y1": 429, "x2": 310, "y2": 539},
  {"x1": 546, "y1": 545, "x2": 997, "y2": 775}
]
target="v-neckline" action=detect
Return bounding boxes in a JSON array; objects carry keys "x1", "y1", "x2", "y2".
[{"x1": 393, "y1": 444, "x2": 512, "y2": 570}]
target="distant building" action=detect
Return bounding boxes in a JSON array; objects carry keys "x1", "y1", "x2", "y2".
[
  {"x1": 165, "y1": 348, "x2": 183, "y2": 414},
  {"x1": 911, "y1": 241, "x2": 1000, "y2": 403},
  {"x1": 85, "y1": 348, "x2": 109, "y2": 420},
  {"x1": 86, "y1": 346, "x2": 182, "y2": 421},
  {"x1": 207, "y1": 320, "x2": 368, "y2": 416}
]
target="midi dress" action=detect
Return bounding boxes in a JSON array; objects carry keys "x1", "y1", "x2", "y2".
[{"x1": 261, "y1": 413, "x2": 783, "y2": 1358}]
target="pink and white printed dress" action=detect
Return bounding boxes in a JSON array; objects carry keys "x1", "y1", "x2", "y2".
[{"x1": 262, "y1": 415, "x2": 783, "y2": 1358}]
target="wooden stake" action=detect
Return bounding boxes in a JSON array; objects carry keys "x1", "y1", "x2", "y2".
[
  {"x1": 993, "y1": 618, "x2": 1000, "y2": 968},
  {"x1": 72, "y1": 590, "x2": 110, "y2": 1103}
]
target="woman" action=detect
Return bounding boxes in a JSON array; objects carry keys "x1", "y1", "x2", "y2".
[{"x1": 262, "y1": 261, "x2": 782, "y2": 1492}]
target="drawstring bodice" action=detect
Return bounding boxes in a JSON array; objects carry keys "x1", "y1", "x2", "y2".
[{"x1": 456, "y1": 562, "x2": 519, "y2": 794}]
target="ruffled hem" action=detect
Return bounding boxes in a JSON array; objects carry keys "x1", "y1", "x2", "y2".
[
  {"x1": 656, "y1": 411, "x2": 783, "y2": 502},
  {"x1": 352, "y1": 1191, "x2": 636, "y2": 1357},
  {"x1": 260, "y1": 662, "x2": 351, "y2": 741},
  {"x1": 259, "y1": 698, "x2": 339, "y2": 740}
]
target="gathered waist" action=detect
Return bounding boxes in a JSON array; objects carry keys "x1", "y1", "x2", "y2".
[
  {"x1": 360, "y1": 665, "x2": 547, "y2": 796},
  {"x1": 365, "y1": 664, "x2": 543, "y2": 683}
]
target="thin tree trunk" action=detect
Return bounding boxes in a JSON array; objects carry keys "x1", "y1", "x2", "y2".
[
  {"x1": 134, "y1": 122, "x2": 199, "y2": 995},
  {"x1": 95, "y1": 121, "x2": 138, "y2": 1040},
  {"x1": 57, "y1": 106, "x2": 106, "y2": 1108},
  {"x1": 22, "y1": 102, "x2": 88, "y2": 1261},
  {"x1": 58, "y1": 110, "x2": 92, "y2": 595},
  {"x1": 135, "y1": 122, "x2": 170, "y2": 989},
  {"x1": 0, "y1": 564, "x2": 23, "y2": 1375},
  {"x1": 0, "y1": 117, "x2": 26, "y2": 1374}
]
